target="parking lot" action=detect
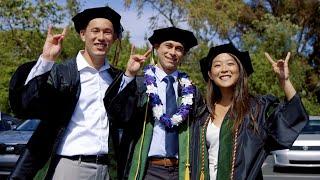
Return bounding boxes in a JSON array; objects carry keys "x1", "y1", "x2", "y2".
[
  {"x1": 263, "y1": 155, "x2": 320, "y2": 180},
  {"x1": 1, "y1": 155, "x2": 320, "y2": 179},
  {"x1": 1, "y1": 116, "x2": 319, "y2": 179}
]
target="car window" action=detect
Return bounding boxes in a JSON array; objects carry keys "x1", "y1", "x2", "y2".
[
  {"x1": 301, "y1": 119, "x2": 320, "y2": 134},
  {"x1": 16, "y1": 119, "x2": 40, "y2": 131},
  {"x1": 0, "y1": 119, "x2": 11, "y2": 131}
]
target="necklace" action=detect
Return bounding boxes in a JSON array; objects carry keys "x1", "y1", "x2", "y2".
[{"x1": 143, "y1": 65, "x2": 195, "y2": 128}]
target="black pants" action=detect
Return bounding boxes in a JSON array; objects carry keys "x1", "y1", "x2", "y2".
[{"x1": 144, "y1": 162, "x2": 178, "y2": 180}]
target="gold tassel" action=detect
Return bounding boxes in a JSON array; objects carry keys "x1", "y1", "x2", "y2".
[
  {"x1": 184, "y1": 163, "x2": 190, "y2": 180},
  {"x1": 200, "y1": 170, "x2": 205, "y2": 180}
]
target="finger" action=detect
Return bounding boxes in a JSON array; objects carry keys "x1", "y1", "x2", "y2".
[
  {"x1": 264, "y1": 52, "x2": 275, "y2": 64},
  {"x1": 284, "y1": 52, "x2": 291, "y2": 63},
  {"x1": 61, "y1": 27, "x2": 67, "y2": 37},
  {"x1": 132, "y1": 55, "x2": 147, "y2": 62},
  {"x1": 47, "y1": 25, "x2": 53, "y2": 36},
  {"x1": 143, "y1": 48, "x2": 152, "y2": 58},
  {"x1": 52, "y1": 34, "x2": 64, "y2": 40},
  {"x1": 130, "y1": 44, "x2": 135, "y2": 55}
]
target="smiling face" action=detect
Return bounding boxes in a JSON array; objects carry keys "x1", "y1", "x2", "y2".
[
  {"x1": 80, "y1": 18, "x2": 116, "y2": 61},
  {"x1": 208, "y1": 53, "x2": 240, "y2": 89},
  {"x1": 155, "y1": 40, "x2": 185, "y2": 74}
]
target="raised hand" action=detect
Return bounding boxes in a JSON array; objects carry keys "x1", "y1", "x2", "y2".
[
  {"x1": 125, "y1": 44, "x2": 152, "y2": 77},
  {"x1": 264, "y1": 52, "x2": 291, "y2": 82},
  {"x1": 264, "y1": 52, "x2": 296, "y2": 100},
  {"x1": 42, "y1": 26, "x2": 67, "y2": 61}
]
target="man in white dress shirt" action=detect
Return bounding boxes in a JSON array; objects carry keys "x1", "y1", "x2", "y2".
[{"x1": 8, "y1": 6, "x2": 124, "y2": 180}]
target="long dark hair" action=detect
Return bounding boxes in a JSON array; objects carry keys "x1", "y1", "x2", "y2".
[{"x1": 205, "y1": 53, "x2": 254, "y2": 132}]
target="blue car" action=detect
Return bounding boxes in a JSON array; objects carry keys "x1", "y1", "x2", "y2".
[{"x1": 0, "y1": 119, "x2": 40, "y2": 176}]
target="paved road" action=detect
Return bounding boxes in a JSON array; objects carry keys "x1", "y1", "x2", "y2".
[
  {"x1": 263, "y1": 155, "x2": 320, "y2": 180},
  {"x1": 1, "y1": 155, "x2": 320, "y2": 179}
]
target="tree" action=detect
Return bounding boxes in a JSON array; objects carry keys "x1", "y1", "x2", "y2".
[
  {"x1": 124, "y1": 0, "x2": 188, "y2": 29},
  {"x1": 0, "y1": 0, "x2": 143, "y2": 114},
  {"x1": 121, "y1": 0, "x2": 320, "y2": 114}
]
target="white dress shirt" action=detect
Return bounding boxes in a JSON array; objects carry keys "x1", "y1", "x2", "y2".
[{"x1": 25, "y1": 51, "x2": 113, "y2": 155}]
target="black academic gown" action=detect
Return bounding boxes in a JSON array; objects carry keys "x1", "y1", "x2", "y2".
[
  {"x1": 8, "y1": 59, "x2": 123, "y2": 180},
  {"x1": 190, "y1": 94, "x2": 308, "y2": 180}
]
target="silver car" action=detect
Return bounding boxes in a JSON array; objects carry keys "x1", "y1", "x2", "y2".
[
  {"x1": 272, "y1": 116, "x2": 320, "y2": 168},
  {"x1": 0, "y1": 119, "x2": 40, "y2": 176}
]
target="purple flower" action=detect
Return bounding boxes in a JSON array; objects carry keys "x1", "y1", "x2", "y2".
[
  {"x1": 182, "y1": 86, "x2": 195, "y2": 95},
  {"x1": 145, "y1": 75, "x2": 155, "y2": 85},
  {"x1": 150, "y1": 94, "x2": 162, "y2": 106},
  {"x1": 160, "y1": 115, "x2": 173, "y2": 127},
  {"x1": 143, "y1": 65, "x2": 153, "y2": 72},
  {"x1": 178, "y1": 105, "x2": 191, "y2": 119}
]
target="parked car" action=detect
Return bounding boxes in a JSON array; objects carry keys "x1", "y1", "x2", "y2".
[
  {"x1": 0, "y1": 112, "x2": 22, "y2": 131},
  {"x1": 272, "y1": 115, "x2": 320, "y2": 168},
  {"x1": 0, "y1": 119, "x2": 40, "y2": 176}
]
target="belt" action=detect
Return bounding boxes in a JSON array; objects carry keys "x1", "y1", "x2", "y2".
[
  {"x1": 60, "y1": 154, "x2": 109, "y2": 165},
  {"x1": 149, "y1": 157, "x2": 178, "y2": 167}
]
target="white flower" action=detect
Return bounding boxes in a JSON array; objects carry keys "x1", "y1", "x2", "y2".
[
  {"x1": 180, "y1": 78, "x2": 192, "y2": 86},
  {"x1": 171, "y1": 114, "x2": 183, "y2": 125},
  {"x1": 145, "y1": 68, "x2": 154, "y2": 76},
  {"x1": 144, "y1": 65, "x2": 194, "y2": 128},
  {"x1": 152, "y1": 105, "x2": 163, "y2": 119},
  {"x1": 146, "y1": 84, "x2": 157, "y2": 94},
  {"x1": 182, "y1": 94, "x2": 194, "y2": 105}
]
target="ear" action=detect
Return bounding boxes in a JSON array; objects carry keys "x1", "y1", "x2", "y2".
[
  {"x1": 112, "y1": 32, "x2": 118, "y2": 41},
  {"x1": 208, "y1": 71, "x2": 214, "y2": 80},
  {"x1": 80, "y1": 30, "x2": 86, "y2": 42}
]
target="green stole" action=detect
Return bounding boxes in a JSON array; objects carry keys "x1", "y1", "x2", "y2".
[
  {"x1": 200, "y1": 115, "x2": 234, "y2": 180},
  {"x1": 216, "y1": 116, "x2": 234, "y2": 180}
]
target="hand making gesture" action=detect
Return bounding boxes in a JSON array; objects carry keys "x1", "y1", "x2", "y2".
[
  {"x1": 125, "y1": 44, "x2": 152, "y2": 77},
  {"x1": 264, "y1": 52, "x2": 296, "y2": 100},
  {"x1": 265, "y1": 52, "x2": 291, "y2": 82},
  {"x1": 42, "y1": 26, "x2": 67, "y2": 61}
]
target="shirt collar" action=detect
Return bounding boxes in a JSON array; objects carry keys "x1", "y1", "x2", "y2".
[
  {"x1": 154, "y1": 65, "x2": 178, "y2": 82},
  {"x1": 76, "y1": 51, "x2": 110, "y2": 72}
]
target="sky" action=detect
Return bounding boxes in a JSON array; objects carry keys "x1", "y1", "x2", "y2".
[{"x1": 82, "y1": 0, "x2": 155, "y2": 47}]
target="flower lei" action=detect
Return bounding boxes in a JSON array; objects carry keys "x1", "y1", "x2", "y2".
[{"x1": 143, "y1": 65, "x2": 195, "y2": 128}]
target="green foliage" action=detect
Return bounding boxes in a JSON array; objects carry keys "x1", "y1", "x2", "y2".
[
  {"x1": 1, "y1": 0, "x2": 319, "y2": 115},
  {"x1": 126, "y1": 0, "x2": 320, "y2": 114},
  {"x1": 179, "y1": 42, "x2": 210, "y2": 93},
  {"x1": 242, "y1": 14, "x2": 305, "y2": 97},
  {"x1": 186, "y1": 0, "x2": 246, "y2": 40},
  {"x1": 59, "y1": 27, "x2": 84, "y2": 60}
]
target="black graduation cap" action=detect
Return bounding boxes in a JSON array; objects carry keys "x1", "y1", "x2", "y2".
[
  {"x1": 72, "y1": 6, "x2": 123, "y2": 37},
  {"x1": 148, "y1": 27, "x2": 198, "y2": 52},
  {"x1": 200, "y1": 43, "x2": 254, "y2": 82}
]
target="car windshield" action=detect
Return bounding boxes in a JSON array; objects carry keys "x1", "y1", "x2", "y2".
[
  {"x1": 16, "y1": 119, "x2": 40, "y2": 131},
  {"x1": 0, "y1": 120, "x2": 11, "y2": 131},
  {"x1": 301, "y1": 118, "x2": 320, "y2": 134}
]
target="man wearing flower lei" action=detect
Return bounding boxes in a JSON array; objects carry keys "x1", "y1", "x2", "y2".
[{"x1": 104, "y1": 27, "x2": 205, "y2": 180}]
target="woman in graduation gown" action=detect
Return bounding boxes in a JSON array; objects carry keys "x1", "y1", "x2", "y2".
[{"x1": 190, "y1": 43, "x2": 308, "y2": 180}]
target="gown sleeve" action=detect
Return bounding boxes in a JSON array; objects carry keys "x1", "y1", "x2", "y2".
[
  {"x1": 9, "y1": 61, "x2": 49, "y2": 119},
  {"x1": 259, "y1": 94, "x2": 308, "y2": 151},
  {"x1": 104, "y1": 75, "x2": 142, "y2": 128},
  {"x1": 9, "y1": 61, "x2": 65, "y2": 121}
]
